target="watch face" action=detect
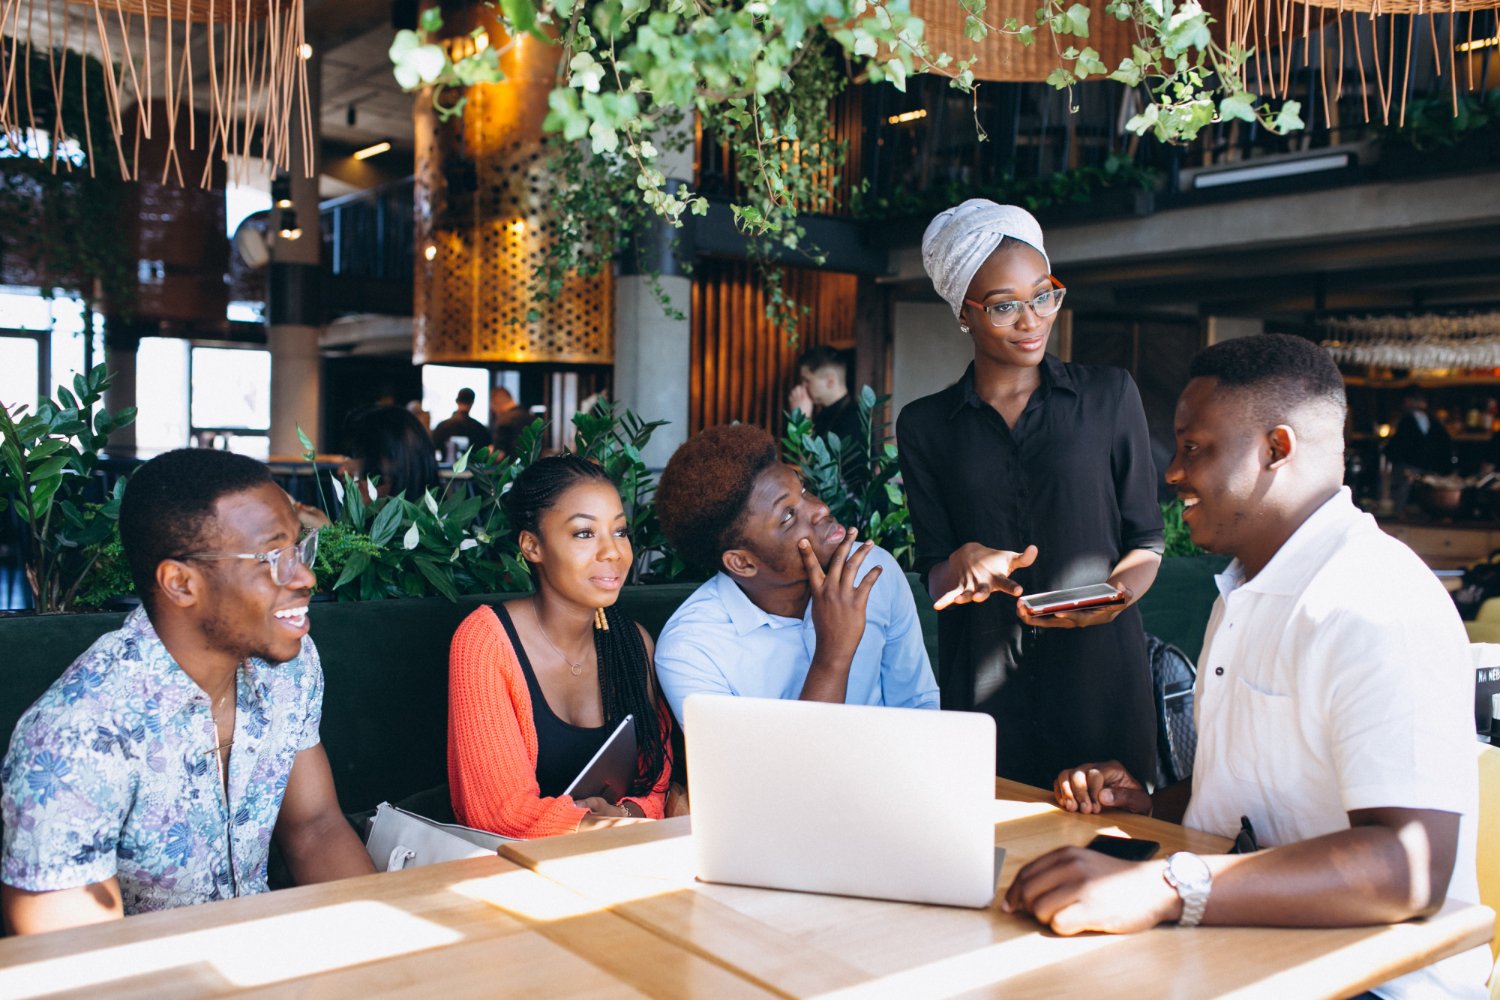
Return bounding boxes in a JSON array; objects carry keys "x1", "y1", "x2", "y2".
[{"x1": 1168, "y1": 852, "x2": 1212, "y2": 889}]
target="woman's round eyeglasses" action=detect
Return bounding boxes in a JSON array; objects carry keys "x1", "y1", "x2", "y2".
[{"x1": 963, "y1": 276, "x2": 1067, "y2": 328}]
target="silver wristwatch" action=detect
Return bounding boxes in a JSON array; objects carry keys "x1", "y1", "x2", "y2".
[{"x1": 1162, "y1": 851, "x2": 1213, "y2": 927}]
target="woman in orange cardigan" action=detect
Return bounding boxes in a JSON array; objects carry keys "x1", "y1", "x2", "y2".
[{"x1": 448, "y1": 455, "x2": 672, "y2": 837}]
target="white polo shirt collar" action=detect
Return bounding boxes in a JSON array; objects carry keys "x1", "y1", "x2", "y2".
[{"x1": 1214, "y1": 487, "x2": 1357, "y2": 601}]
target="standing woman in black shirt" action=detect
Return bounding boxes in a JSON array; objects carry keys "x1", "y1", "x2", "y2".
[{"x1": 896, "y1": 201, "x2": 1165, "y2": 787}]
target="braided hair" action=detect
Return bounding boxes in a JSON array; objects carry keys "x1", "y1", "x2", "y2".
[{"x1": 504, "y1": 455, "x2": 668, "y2": 797}]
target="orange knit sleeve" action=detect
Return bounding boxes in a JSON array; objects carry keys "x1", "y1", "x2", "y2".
[{"x1": 447, "y1": 605, "x2": 590, "y2": 838}]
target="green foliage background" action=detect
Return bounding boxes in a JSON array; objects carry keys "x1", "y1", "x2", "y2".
[
  {"x1": 6, "y1": 380, "x2": 1213, "y2": 611},
  {"x1": 0, "y1": 365, "x2": 134, "y2": 612}
]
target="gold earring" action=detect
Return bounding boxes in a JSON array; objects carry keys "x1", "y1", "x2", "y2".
[{"x1": 594, "y1": 607, "x2": 609, "y2": 631}]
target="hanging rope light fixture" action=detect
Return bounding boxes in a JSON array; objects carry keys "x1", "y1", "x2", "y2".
[
  {"x1": 1224, "y1": 0, "x2": 1499, "y2": 127},
  {"x1": 0, "y1": 0, "x2": 313, "y2": 186}
]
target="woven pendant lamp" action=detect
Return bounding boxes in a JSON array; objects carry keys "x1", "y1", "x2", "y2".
[
  {"x1": 908, "y1": 0, "x2": 1137, "y2": 82},
  {"x1": 1224, "y1": 0, "x2": 1499, "y2": 126},
  {"x1": 0, "y1": 0, "x2": 313, "y2": 186},
  {"x1": 412, "y1": 11, "x2": 611, "y2": 366}
]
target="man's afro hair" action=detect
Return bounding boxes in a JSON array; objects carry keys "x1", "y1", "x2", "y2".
[{"x1": 655, "y1": 424, "x2": 780, "y2": 573}]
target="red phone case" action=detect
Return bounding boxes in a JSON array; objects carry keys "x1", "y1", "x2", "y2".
[{"x1": 1022, "y1": 590, "x2": 1126, "y2": 616}]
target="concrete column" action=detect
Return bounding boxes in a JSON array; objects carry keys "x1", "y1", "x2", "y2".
[
  {"x1": 268, "y1": 45, "x2": 322, "y2": 457},
  {"x1": 890, "y1": 301, "x2": 969, "y2": 417},
  {"x1": 611, "y1": 123, "x2": 694, "y2": 469},
  {"x1": 268, "y1": 323, "x2": 321, "y2": 455},
  {"x1": 103, "y1": 330, "x2": 138, "y2": 453},
  {"x1": 614, "y1": 275, "x2": 692, "y2": 469}
]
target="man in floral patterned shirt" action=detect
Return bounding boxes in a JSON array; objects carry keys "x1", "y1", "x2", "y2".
[{"x1": 1, "y1": 449, "x2": 375, "y2": 933}]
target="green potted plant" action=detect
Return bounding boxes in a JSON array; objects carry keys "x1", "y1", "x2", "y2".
[
  {"x1": 310, "y1": 398, "x2": 696, "y2": 603},
  {"x1": 0, "y1": 364, "x2": 135, "y2": 613}
]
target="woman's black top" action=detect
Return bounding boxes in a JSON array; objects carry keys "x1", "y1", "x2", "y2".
[
  {"x1": 896, "y1": 357, "x2": 1165, "y2": 787},
  {"x1": 493, "y1": 604, "x2": 610, "y2": 798}
]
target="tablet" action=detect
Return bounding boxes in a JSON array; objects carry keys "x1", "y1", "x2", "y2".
[{"x1": 563, "y1": 714, "x2": 636, "y2": 803}]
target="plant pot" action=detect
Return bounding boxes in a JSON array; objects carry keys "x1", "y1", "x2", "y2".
[{"x1": 1418, "y1": 484, "x2": 1464, "y2": 519}]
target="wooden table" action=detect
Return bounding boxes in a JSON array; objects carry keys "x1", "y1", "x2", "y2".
[
  {"x1": 499, "y1": 779, "x2": 1494, "y2": 1000},
  {"x1": 0, "y1": 854, "x2": 767, "y2": 999},
  {"x1": 0, "y1": 780, "x2": 1489, "y2": 999}
]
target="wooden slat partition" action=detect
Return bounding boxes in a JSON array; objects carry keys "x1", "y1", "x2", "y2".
[{"x1": 689, "y1": 258, "x2": 859, "y2": 434}]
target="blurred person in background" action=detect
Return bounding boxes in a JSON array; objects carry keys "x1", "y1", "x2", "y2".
[
  {"x1": 342, "y1": 405, "x2": 439, "y2": 501},
  {"x1": 431, "y1": 388, "x2": 492, "y2": 461},
  {"x1": 491, "y1": 387, "x2": 534, "y2": 460}
]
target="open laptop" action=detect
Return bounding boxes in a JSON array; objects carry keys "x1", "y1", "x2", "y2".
[{"x1": 683, "y1": 695, "x2": 1001, "y2": 908}]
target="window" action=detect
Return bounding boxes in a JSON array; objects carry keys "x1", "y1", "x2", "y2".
[
  {"x1": 422, "y1": 365, "x2": 490, "y2": 428},
  {"x1": 0, "y1": 288, "x2": 102, "y2": 406},
  {"x1": 0, "y1": 334, "x2": 42, "y2": 410},
  {"x1": 135, "y1": 338, "x2": 191, "y2": 455},
  {"x1": 190, "y1": 346, "x2": 272, "y2": 459},
  {"x1": 225, "y1": 156, "x2": 273, "y2": 236}
]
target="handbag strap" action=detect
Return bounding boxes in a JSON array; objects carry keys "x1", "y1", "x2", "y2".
[{"x1": 387, "y1": 846, "x2": 417, "y2": 871}]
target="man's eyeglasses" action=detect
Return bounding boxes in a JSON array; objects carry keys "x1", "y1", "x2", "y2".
[
  {"x1": 963, "y1": 275, "x2": 1067, "y2": 328},
  {"x1": 177, "y1": 530, "x2": 319, "y2": 587}
]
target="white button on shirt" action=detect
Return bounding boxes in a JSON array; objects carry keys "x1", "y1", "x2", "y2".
[{"x1": 1183, "y1": 488, "x2": 1486, "y2": 999}]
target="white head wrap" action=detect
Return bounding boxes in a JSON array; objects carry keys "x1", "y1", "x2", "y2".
[{"x1": 920, "y1": 200, "x2": 1050, "y2": 318}]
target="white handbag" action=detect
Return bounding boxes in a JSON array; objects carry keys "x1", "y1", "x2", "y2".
[{"x1": 365, "y1": 801, "x2": 513, "y2": 872}]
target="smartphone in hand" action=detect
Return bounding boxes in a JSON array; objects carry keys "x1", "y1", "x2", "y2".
[
  {"x1": 1019, "y1": 583, "x2": 1126, "y2": 617},
  {"x1": 1085, "y1": 834, "x2": 1160, "y2": 862}
]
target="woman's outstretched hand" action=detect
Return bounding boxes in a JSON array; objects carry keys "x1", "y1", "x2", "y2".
[{"x1": 933, "y1": 543, "x2": 1038, "y2": 610}]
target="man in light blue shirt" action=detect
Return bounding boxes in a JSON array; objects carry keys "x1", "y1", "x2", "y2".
[{"x1": 652, "y1": 425, "x2": 938, "y2": 723}]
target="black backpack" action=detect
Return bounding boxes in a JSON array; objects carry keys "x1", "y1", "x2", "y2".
[
  {"x1": 1146, "y1": 633, "x2": 1198, "y2": 789},
  {"x1": 1453, "y1": 549, "x2": 1500, "y2": 620}
]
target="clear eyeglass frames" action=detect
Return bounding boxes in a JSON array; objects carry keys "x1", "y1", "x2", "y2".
[
  {"x1": 178, "y1": 529, "x2": 319, "y2": 587},
  {"x1": 963, "y1": 277, "x2": 1067, "y2": 328}
]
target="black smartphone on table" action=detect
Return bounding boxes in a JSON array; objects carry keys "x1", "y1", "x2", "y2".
[{"x1": 1085, "y1": 834, "x2": 1160, "y2": 862}]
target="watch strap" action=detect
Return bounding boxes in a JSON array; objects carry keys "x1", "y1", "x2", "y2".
[{"x1": 1164, "y1": 852, "x2": 1211, "y2": 928}]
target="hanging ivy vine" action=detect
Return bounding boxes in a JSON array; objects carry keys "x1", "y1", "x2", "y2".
[
  {"x1": 961, "y1": 0, "x2": 1305, "y2": 141},
  {"x1": 389, "y1": 0, "x2": 1306, "y2": 318}
]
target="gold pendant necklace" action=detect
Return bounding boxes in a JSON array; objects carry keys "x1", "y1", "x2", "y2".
[{"x1": 530, "y1": 597, "x2": 591, "y2": 677}]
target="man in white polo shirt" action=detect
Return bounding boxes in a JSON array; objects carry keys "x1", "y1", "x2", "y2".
[{"x1": 1003, "y1": 333, "x2": 1487, "y2": 999}]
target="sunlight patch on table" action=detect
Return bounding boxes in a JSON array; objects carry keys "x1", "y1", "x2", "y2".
[
  {"x1": 808, "y1": 929, "x2": 1118, "y2": 1000},
  {"x1": 990, "y1": 799, "x2": 1058, "y2": 823},
  {"x1": 452, "y1": 868, "x2": 617, "y2": 922},
  {"x1": 528, "y1": 840, "x2": 697, "y2": 906},
  {"x1": 0, "y1": 901, "x2": 460, "y2": 995}
]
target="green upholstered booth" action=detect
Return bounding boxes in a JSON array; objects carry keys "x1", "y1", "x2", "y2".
[
  {"x1": 0, "y1": 559, "x2": 1222, "y2": 815},
  {"x1": 1137, "y1": 554, "x2": 1229, "y2": 665}
]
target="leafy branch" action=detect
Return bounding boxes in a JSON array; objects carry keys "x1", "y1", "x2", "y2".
[
  {"x1": 390, "y1": 0, "x2": 941, "y2": 252},
  {"x1": 956, "y1": 0, "x2": 1304, "y2": 142},
  {"x1": 386, "y1": 0, "x2": 1307, "y2": 327}
]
